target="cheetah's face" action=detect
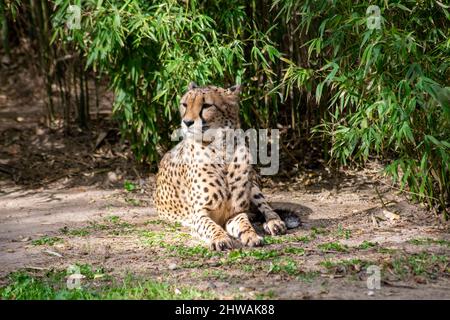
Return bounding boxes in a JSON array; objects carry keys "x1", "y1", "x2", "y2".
[{"x1": 179, "y1": 82, "x2": 241, "y2": 138}]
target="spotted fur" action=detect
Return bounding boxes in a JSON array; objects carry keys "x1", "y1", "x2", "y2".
[{"x1": 154, "y1": 82, "x2": 286, "y2": 251}]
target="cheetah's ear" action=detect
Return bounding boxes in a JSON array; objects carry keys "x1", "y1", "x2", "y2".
[
  {"x1": 228, "y1": 84, "x2": 242, "y2": 95},
  {"x1": 188, "y1": 82, "x2": 198, "y2": 90}
]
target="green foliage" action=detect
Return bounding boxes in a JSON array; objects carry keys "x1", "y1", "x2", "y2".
[
  {"x1": 268, "y1": 258, "x2": 298, "y2": 275},
  {"x1": 53, "y1": 0, "x2": 279, "y2": 163},
  {"x1": 409, "y1": 238, "x2": 450, "y2": 247},
  {"x1": 31, "y1": 236, "x2": 62, "y2": 246},
  {"x1": 123, "y1": 181, "x2": 136, "y2": 192},
  {"x1": 357, "y1": 241, "x2": 378, "y2": 250},
  {"x1": 50, "y1": 0, "x2": 449, "y2": 214},
  {"x1": 320, "y1": 258, "x2": 370, "y2": 274},
  {"x1": 318, "y1": 242, "x2": 349, "y2": 252},
  {"x1": 390, "y1": 252, "x2": 448, "y2": 279},
  {"x1": 305, "y1": 0, "x2": 450, "y2": 212},
  {"x1": 227, "y1": 248, "x2": 280, "y2": 261},
  {"x1": 0, "y1": 269, "x2": 211, "y2": 300}
]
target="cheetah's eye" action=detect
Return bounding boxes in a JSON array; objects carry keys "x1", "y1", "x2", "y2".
[
  {"x1": 202, "y1": 103, "x2": 213, "y2": 109},
  {"x1": 181, "y1": 103, "x2": 187, "y2": 108}
]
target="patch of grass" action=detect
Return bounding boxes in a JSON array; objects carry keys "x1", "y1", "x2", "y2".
[
  {"x1": 255, "y1": 290, "x2": 276, "y2": 300},
  {"x1": 124, "y1": 198, "x2": 143, "y2": 206},
  {"x1": 202, "y1": 269, "x2": 228, "y2": 280},
  {"x1": 227, "y1": 249, "x2": 280, "y2": 262},
  {"x1": 264, "y1": 234, "x2": 311, "y2": 245},
  {"x1": 180, "y1": 261, "x2": 204, "y2": 269},
  {"x1": 105, "y1": 215, "x2": 120, "y2": 224},
  {"x1": 0, "y1": 269, "x2": 213, "y2": 300},
  {"x1": 31, "y1": 236, "x2": 62, "y2": 246},
  {"x1": 75, "y1": 264, "x2": 108, "y2": 280},
  {"x1": 163, "y1": 221, "x2": 183, "y2": 232},
  {"x1": 268, "y1": 258, "x2": 298, "y2": 276},
  {"x1": 123, "y1": 181, "x2": 136, "y2": 192},
  {"x1": 377, "y1": 247, "x2": 397, "y2": 254},
  {"x1": 336, "y1": 225, "x2": 352, "y2": 239},
  {"x1": 60, "y1": 226, "x2": 90, "y2": 237},
  {"x1": 140, "y1": 230, "x2": 218, "y2": 260},
  {"x1": 310, "y1": 227, "x2": 329, "y2": 238},
  {"x1": 409, "y1": 238, "x2": 450, "y2": 247},
  {"x1": 297, "y1": 271, "x2": 320, "y2": 283},
  {"x1": 389, "y1": 252, "x2": 449, "y2": 279},
  {"x1": 263, "y1": 236, "x2": 285, "y2": 245},
  {"x1": 320, "y1": 258, "x2": 371, "y2": 274},
  {"x1": 357, "y1": 241, "x2": 378, "y2": 250},
  {"x1": 317, "y1": 241, "x2": 349, "y2": 252},
  {"x1": 140, "y1": 231, "x2": 167, "y2": 247},
  {"x1": 143, "y1": 219, "x2": 165, "y2": 226},
  {"x1": 60, "y1": 219, "x2": 135, "y2": 238},
  {"x1": 241, "y1": 265, "x2": 256, "y2": 273},
  {"x1": 166, "y1": 244, "x2": 223, "y2": 259},
  {"x1": 291, "y1": 235, "x2": 312, "y2": 243},
  {"x1": 284, "y1": 247, "x2": 305, "y2": 255},
  {"x1": 103, "y1": 217, "x2": 134, "y2": 235},
  {"x1": 88, "y1": 221, "x2": 110, "y2": 231}
]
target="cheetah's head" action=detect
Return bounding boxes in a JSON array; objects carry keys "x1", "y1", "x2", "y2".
[{"x1": 179, "y1": 82, "x2": 241, "y2": 138}]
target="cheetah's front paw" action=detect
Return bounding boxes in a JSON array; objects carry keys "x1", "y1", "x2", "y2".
[
  {"x1": 263, "y1": 219, "x2": 287, "y2": 235},
  {"x1": 209, "y1": 234, "x2": 234, "y2": 251},
  {"x1": 240, "y1": 230, "x2": 264, "y2": 247}
]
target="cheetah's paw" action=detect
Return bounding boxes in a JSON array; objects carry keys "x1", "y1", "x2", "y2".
[
  {"x1": 209, "y1": 234, "x2": 234, "y2": 251},
  {"x1": 263, "y1": 219, "x2": 287, "y2": 235},
  {"x1": 240, "y1": 231, "x2": 264, "y2": 247}
]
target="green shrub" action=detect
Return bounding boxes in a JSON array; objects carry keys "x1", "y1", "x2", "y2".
[{"x1": 51, "y1": 0, "x2": 449, "y2": 215}]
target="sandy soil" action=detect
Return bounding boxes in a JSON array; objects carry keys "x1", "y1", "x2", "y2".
[{"x1": 1, "y1": 64, "x2": 449, "y2": 300}]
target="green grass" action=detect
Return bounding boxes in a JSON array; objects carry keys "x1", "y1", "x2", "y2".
[
  {"x1": 408, "y1": 238, "x2": 450, "y2": 247},
  {"x1": 283, "y1": 247, "x2": 305, "y2": 255},
  {"x1": 268, "y1": 258, "x2": 298, "y2": 276},
  {"x1": 377, "y1": 247, "x2": 397, "y2": 254},
  {"x1": 0, "y1": 269, "x2": 213, "y2": 300},
  {"x1": 140, "y1": 230, "x2": 168, "y2": 247},
  {"x1": 180, "y1": 261, "x2": 204, "y2": 269},
  {"x1": 140, "y1": 230, "x2": 221, "y2": 260},
  {"x1": 264, "y1": 234, "x2": 311, "y2": 245},
  {"x1": 320, "y1": 258, "x2": 370, "y2": 274},
  {"x1": 297, "y1": 271, "x2": 320, "y2": 283},
  {"x1": 31, "y1": 236, "x2": 62, "y2": 246},
  {"x1": 255, "y1": 290, "x2": 276, "y2": 300},
  {"x1": 143, "y1": 219, "x2": 165, "y2": 226},
  {"x1": 263, "y1": 236, "x2": 286, "y2": 245},
  {"x1": 60, "y1": 226, "x2": 90, "y2": 237},
  {"x1": 241, "y1": 265, "x2": 256, "y2": 273},
  {"x1": 336, "y1": 225, "x2": 352, "y2": 239},
  {"x1": 166, "y1": 244, "x2": 223, "y2": 259},
  {"x1": 123, "y1": 181, "x2": 136, "y2": 192},
  {"x1": 124, "y1": 198, "x2": 143, "y2": 207},
  {"x1": 60, "y1": 217, "x2": 136, "y2": 237},
  {"x1": 310, "y1": 227, "x2": 329, "y2": 237},
  {"x1": 291, "y1": 235, "x2": 312, "y2": 243},
  {"x1": 389, "y1": 252, "x2": 449, "y2": 279},
  {"x1": 317, "y1": 242, "x2": 349, "y2": 252},
  {"x1": 357, "y1": 241, "x2": 378, "y2": 250},
  {"x1": 227, "y1": 249, "x2": 280, "y2": 262},
  {"x1": 202, "y1": 269, "x2": 228, "y2": 280}
]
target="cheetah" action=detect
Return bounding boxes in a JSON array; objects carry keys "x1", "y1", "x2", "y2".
[{"x1": 154, "y1": 82, "x2": 290, "y2": 250}]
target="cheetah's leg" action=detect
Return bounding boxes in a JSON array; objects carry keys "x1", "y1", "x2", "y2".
[
  {"x1": 225, "y1": 213, "x2": 263, "y2": 247},
  {"x1": 225, "y1": 150, "x2": 263, "y2": 247},
  {"x1": 192, "y1": 210, "x2": 234, "y2": 251},
  {"x1": 250, "y1": 184, "x2": 287, "y2": 235}
]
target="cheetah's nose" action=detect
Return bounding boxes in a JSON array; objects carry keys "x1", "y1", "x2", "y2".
[{"x1": 183, "y1": 119, "x2": 195, "y2": 127}]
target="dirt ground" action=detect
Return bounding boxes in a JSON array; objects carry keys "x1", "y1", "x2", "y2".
[{"x1": 1, "y1": 65, "x2": 449, "y2": 300}]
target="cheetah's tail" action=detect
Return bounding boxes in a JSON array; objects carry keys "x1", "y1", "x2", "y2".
[
  {"x1": 250, "y1": 201, "x2": 307, "y2": 229},
  {"x1": 269, "y1": 201, "x2": 305, "y2": 229}
]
